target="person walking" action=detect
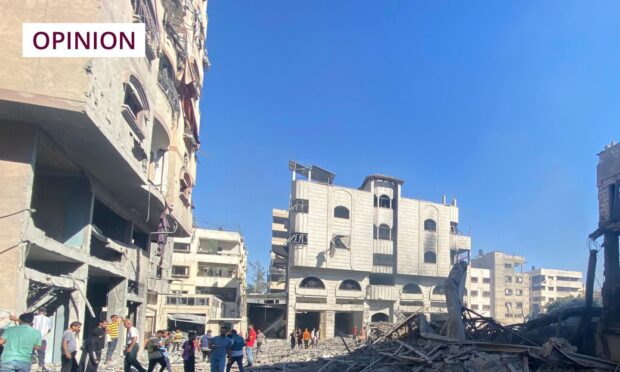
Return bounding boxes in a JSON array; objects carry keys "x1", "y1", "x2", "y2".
[
  {"x1": 171, "y1": 330, "x2": 183, "y2": 353},
  {"x1": 315, "y1": 328, "x2": 320, "y2": 346},
  {"x1": 145, "y1": 330, "x2": 167, "y2": 372},
  {"x1": 79, "y1": 319, "x2": 107, "y2": 372},
  {"x1": 181, "y1": 331, "x2": 197, "y2": 372},
  {"x1": 0, "y1": 313, "x2": 42, "y2": 372},
  {"x1": 160, "y1": 331, "x2": 172, "y2": 372},
  {"x1": 309, "y1": 329, "x2": 315, "y2": 348},
  {"x1": 199, "y1": 330, "x2": 212, "y2": 362},
  {"x1": 255, "y1": 330, "x2": 265, "y2": 358},
  {"x1": 302, "y1": 329, "x2": 310, "y2": 349},
  {"x1": 123, "y1": 319, "x2": 145, "y2": 372},
  {"x1": 61, "y1": 322, "x2": 81, "y2": 372},
  {"x1": 32, "y1": 308, "x2": 51, "y2": 372},
  {"x1": 296, "y1": 330, "x2": 302, "y2": 349},
  {"x1": 208, "y1": 327, "x2": 231, "y2": 372},
  {"x1": 225, "y1": 330, "x2": 244, "y2": 372},
  {"x1": 104, "y1": 315, "x2": 121, "y2": 364},
  {"x1": 244, "y1": 325, "x2": 255, "y2": 368},
  {"x1": 288, "y1": 331, "x2": 295, "y2": 351}
]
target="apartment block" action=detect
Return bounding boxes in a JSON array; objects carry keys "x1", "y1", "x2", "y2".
[
  {"x1": 466, "y1": 267, "x2": 492, "y2": 317},
  {"x1": 471, "y1": 252, "x2": 529, "y2": 324},
  {"x1": 529, "y1": 268, "x2": 584, "y2": 316},
  {"x1": 161, "y1": 228, "x2": 248, "y2": 333},
  {"x1": 0, "y1": 0, "x2": 207, "y2": 363},
  {"x1": 283, "y1": 162, "x2": 472, "y2": 338}
]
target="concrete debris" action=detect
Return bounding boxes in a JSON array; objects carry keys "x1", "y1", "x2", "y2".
[{"x1": 249, "y1": 320, "x2": 619, "y2": 371}]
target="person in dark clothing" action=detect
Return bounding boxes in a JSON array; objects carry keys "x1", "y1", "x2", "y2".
[
  {"x1": 146, "y1": 330, "x2": 167, "y2": 372},
  {"x1": 79, "y1": 320, "x2": 107, "y2": 372},
  {"x1": 225, "y1": 330, "x2": 244, "y2": 372},
  {"x1": 296, "y1": 329, "x2": 302, "y2": 349},
  {"x1": 289, "y1": 331, "x2": 296, "y2": 350},
  {"x1": 182, "y1": 331, "x2": 197, "y2": 372}
]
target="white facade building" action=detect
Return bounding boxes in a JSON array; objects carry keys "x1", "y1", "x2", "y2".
[
  {"x1": 284, "y1": 162, "x2": 472, "y2": 338},
  {"x1": 529, "y1": 268, "x2": 584, "y2": 316},
  {"x1": 466, "y1": 267, "x2": 492, "y2": 317},
  {"x1": 158, "y1": 228, "x2": 248, "y2": 333}
]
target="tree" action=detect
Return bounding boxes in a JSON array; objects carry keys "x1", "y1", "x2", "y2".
[
  {"x1": 247, "y1": 260, "x2": 268, "y2": 294},
  {"x1": 545, "y1": 296, "x2": 585, "y2": 314}
]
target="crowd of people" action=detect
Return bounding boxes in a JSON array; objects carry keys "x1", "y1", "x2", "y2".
[
  {"x1": 288, "y1": 328, "x2": 320, "y2": 350},
  {"x1": 0, "y1": 308, "x2": 266, "y2": 372}
]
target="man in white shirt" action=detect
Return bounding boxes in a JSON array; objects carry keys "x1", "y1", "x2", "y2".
[
  {"x1": 123, "y1": 319, "x2": 145, "y2": 372},
  {"x1": 32, "y1": 307, "x2": 52, "y2": 371}
]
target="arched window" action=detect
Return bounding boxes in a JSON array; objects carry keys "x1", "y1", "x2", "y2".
[
  {"x1": 424, "y1": 251, "x2": 437, "y2": 263},
  {"x1": 378, "y1": 224, "x2": 391, "y2": 240},
  {"x1": 371, "y1": 313, "x2": 389, "y2": 322},
  {"x1": 402, "y1": 283, "x2": 422, "y2": 294},
  {"x1": 339, "y1": 279, "x2": 361, "y2": 291},
  {"x1": 300, "y1": 277, "x2": 325, "y2": 289},
  {"x1": 334, "y1": 206, "x2": 350, "y2": 219},
  {"x1": 432, "y1": 285, "x2": 445, "y2": 295},
  {"x1": 424, "y1": 219, "x2": 437, "y2": 232},
  {"x1": 122, "y1": 75, "x2": 150, "y2": 140},
  {"x1": 378, "y1": 195, "x2": 391, "y2": 208}
]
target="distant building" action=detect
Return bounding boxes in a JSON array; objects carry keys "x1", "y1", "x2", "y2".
[
  {"x1": 528, "y1": 268, "x2": 583, "y2": 316},
  {"x1": 159, "y1": 228, "x2": 247, "y2": 333},
  {"x1": 466, "y1": 267, "x2": 492, "y2": 317},
  {"x1": 471, "y1": 252, "x2": 530, "y2": 324},
  {"x1": 281, "y1": 161, "x2": 472, "y2": 338}
]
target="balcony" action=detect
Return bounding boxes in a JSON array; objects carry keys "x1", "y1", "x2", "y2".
[
  {"x1": 373, "y1": 239, "x2": 394, "y2": 255},
  {"x1": 366, "y1": 285, "x2": 396, "y2": 301},
  {"x1": 157, "y1": 68, "x2": 180, "y2": 117},
  {"x1": 451, "y1": 234, "x2": 471, "y2": 250},
  {"x1": 296, "y1": 287, "x2": 327, "y2": 297},
  {"x1": 133, "y1": 0, "x2": 160, "y2": 60}
]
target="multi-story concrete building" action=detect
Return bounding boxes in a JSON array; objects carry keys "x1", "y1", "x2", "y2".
[
  {"x1": 283, "y1": 162, "x2": 472, "y2": 338},
  {"x1": 528, "y1": 268, "x2": 584, "y2": 317},
  {"x1": 0, "y1": 0, "x2": 207, "y2": 363},
  {"x1": 589, "y1": 140, "x2": 620, "y2": 361},
  {"x1": 160, "y1": 228, "x2": 248, "y2": 333},
  {"x1": 466, "y1": 267, "x2": 492, "y2": 317},
  {"x1": 471, "y1": 251, "x2": 529, "y2": 324},
  {"x1": 269, "y1": 209, "x2": 289, "y2": 292}
]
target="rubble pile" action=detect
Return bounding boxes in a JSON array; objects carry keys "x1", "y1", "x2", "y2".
[{"x1": 253, "y1": 315, "x2": 619, "y2": 371}]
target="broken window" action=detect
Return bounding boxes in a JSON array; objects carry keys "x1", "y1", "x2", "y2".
[
  {"x1": 378, "y1": 195, "x2": 391, "y2": 208},
  {"x1": 198, "y1": 239, "x2": 222, "y2": 254},
  {"x1": 516, "y1": 289, "x2": 523, "y2": 296},
  {"x1": 505, "y1": 276, "x2": 512, "y2": 283},
  {"x1": 334, "y1": 206, "x2": 350, "y2": 219},
  {"x1": 515, "y1": 276, "x2": 523, "y2": 283},
  {"x1": 403, "y1": 283, "x2": 422, "y2": 294},
  {"x1": 290, "y1": 199, "x2": 309, "y2": 213},
  {"x1": 450, "y1": 222, "x2": 458, "y2": 234},
  {"x1": 173, "y1": 243, "x2": 190, "y2": 252},
  {"x1": 377, "y1": 224, "x2": 391, "y2": 240},
  {"x1": 290, "y1": 233, "x2": 308, "y2": 245},
  {"x1": 505, "y1": 288, "x2": 513, "y2": 296},
  {"x1": 122, "y1": 76, "x2": 149, "y2": 140},
  {"x1": 504, "y1": 263, "x2": 513, "y2": 269},
  {"x1": 424, "y1": 251, "x2": 437, "y2": 264},
  {"x1": 516, "y1": 302, "x2": 523, "y2": 309},
  {"x1": 339, "y1": 279, "x2": 361, "y2": 291},
  {"x1": 424, "y1": 219, "x2": 437, "y2": 232},
  {"x1": 331, "y1": 234, "x2": 350, "y2": 249},
  {"x1": 300, "y1": 277, "x2": 325, "y2": 289},
  {"x1": 171, "y1": 265, "x2": 189, "y2": 277}
]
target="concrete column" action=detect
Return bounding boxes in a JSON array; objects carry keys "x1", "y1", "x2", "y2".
[
  {"x1": 324, "y1": 310, "x2": 335, "y2": 338},
  {"x1": 68, "y1": 265, "x2": 88, "y2": 340},
  {"x1": 0, "y1": 122, "x2": 37, "y2": 314}
]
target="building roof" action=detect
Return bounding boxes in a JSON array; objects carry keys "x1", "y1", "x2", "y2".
[{"x1": 360, "y1": 174, "x2": 405, "y2": 189}]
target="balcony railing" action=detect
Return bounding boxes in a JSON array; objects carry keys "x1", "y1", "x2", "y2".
[
  {"x1": 133, "y1": 0, "x2": 160, "y2": 59},
  {"x1": 158, "y1": 69, "x2": 180, "y2": 117}
]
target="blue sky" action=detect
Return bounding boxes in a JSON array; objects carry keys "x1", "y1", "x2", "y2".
[{"x1": 195, "y1": 1, "x2": 620, "y2": 284}]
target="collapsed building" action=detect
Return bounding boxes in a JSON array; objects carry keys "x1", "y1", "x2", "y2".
[
  {"x1": 161, "y1": 227, "x2": 248, "y2": 333},
  {"x1": 268, "y1": 161, "x2": 473, "y2": 339},
  {"x1": 0, "y1": 0, "x2": 207, "y2": 364}
]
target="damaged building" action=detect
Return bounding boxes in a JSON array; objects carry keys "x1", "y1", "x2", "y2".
[
  {"x1": 0, "y1": 0, "x2": 207, "y2": 364},
  {"x1": 160, "y1": 227, "x2": 248, "y2": 333},
  {"x1": 275, "y1": 161, "x2": 472, "y2": 339}
]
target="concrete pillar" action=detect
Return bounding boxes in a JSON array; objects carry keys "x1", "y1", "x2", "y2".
[
  {"x1": 324, "y1": 310, "x2": 335, "y2": 338},
  {"x1": 0, "y1": 122, "x2": 37, "y2": 314}
]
